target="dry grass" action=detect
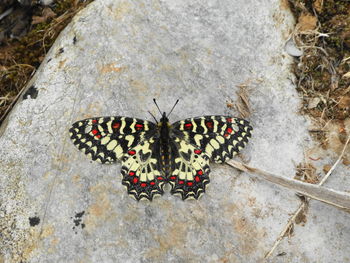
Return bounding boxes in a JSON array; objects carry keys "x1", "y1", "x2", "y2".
[
  {"x1": 288, "y1": 0, "x2": 350, "y2": 180},
  {"x1": 289, "y1": 0, "x2": 350, "y2": 127},
  {"x1": 227, "y1": 78, "x2": 262, "y2": 118},
  {"x1": 295, "y1": 162, "x2": 319, "y2": 184},
  {"x1": 0, "y1": 0, "x2": 93, "y2": 125}
]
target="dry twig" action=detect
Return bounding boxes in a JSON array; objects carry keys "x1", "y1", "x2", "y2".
[
  {"x1": 263, "y1": 134, "x2": 350, "y2": 258},
  {"x1": 226, "y1": 134, "x2": 350, "y2": 258},
  {"x1": 227, "y1": 159, "x2": 350, "y2": 210}
]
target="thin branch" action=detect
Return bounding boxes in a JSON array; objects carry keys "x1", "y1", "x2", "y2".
[
  {"x1": 226, "y1": 135, "x2": 350, "y2": 258},
  {"x1": 264, "y1": 202, "x2": 307, "y2": 259},
  {"x1": 263, "y1": 134, "x2": 350, "y2": 258},
  {"x1": 226, "y1": 159, "x2": 350, "y2": 210},
  {"x1": 319, "y1": 135, "x2": 350, "y2": 185}
]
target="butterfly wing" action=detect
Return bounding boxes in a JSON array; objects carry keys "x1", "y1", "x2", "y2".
[
  {"x1": 120, "y1": 137, "x2": 165, "y2": 200},
  {"x1": 172, "y1": 116, "x2": 252, "y2": 163},
  {"x1": 168, "y1": 137, "x2": 210, "y2": 200},
  {"x1": 69, "y1": 117, "x2": 157, "y2": 163}
]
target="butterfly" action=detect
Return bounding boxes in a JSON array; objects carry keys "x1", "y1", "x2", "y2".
[{"x1": 69, "y1": 100, "x2": 252, "y2": 201}]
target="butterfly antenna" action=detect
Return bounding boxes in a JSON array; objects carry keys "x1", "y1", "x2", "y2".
[
  {"x1": 167, "y1": 99, "x2": 179, "y2": 118},
  {"x1": 153, "y1": 98, "x2": 162, "y2": 116},
  {"x1": 148, "y1": 110, "x2": 158, "y2": 124}
]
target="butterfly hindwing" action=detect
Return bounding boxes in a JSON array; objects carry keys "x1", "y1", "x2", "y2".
[
  {"x1": 120, "y1": 137, "x2": 165, "y2": 200},
  {"x1": 172, "y1": 116, "x2": 252, "y2": 163},
  {"x1": 69, "y1": 117, "x2": 157, "y2": 163},
  {"x1": 168, "y1": 137, "x2": 210, "y2": 200}
]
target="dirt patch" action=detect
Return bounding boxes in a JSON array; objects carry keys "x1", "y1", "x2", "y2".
[
  {"x1": 289, "y1": 0, "x2": 350, "y2": 124},
  {"x1": 289, "y1": 0, "x2": 350, "y2": 181}
]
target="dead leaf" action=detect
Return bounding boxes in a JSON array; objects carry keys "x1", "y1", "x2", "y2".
[
  {"x1": 297, "y1": 13, "x2": 317, "y2": 31},
  {"x1": 313, "y1": 0, "x2": 323, "y2": 13}
]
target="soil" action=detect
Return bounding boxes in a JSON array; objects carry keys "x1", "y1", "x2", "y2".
[
  {"x1": 289, "y1": 0, "x2": 350, "y2": 125},
  {"x1": 288, "y1": 0, "x2": 350, "y2": 183}
]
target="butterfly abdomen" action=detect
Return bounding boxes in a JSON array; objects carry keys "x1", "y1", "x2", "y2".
[{"x1": 158, "y1": 114, "x2": 172, "y2": 177}]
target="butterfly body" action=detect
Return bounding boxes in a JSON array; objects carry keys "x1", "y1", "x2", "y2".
[
  {"x1": 69, "y1": 113, "x2": 252, "y2": 201},
  {"x1": 158, "y1": 112, "x2": 173, "y2": 177}
]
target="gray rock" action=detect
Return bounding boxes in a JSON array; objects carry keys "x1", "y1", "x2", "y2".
[{"x1": 1, "y1": 0, "x2": 349, "y2": 262}]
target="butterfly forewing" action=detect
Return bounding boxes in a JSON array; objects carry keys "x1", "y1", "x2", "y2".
[
  {"x1": 69, "y1": 117, "x2": 157, "y2": 163},
  {"x1": 171, "y1": 116, "x2": 252, "y2": 163}
]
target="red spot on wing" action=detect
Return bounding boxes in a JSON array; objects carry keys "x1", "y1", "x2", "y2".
[
  {"x1": 112, "y1": 122, "x2": 120, "y2": 129},
  {"x1": 179, "y1": 180, "x2": 184, "y2": 184},
  {"x1": 227, "y1": 127, "x2": 233, "y2": 134},
  {"x1": 206, "y1": 121, "x2": 214, "y2": 128},
  {"x1": 157, "y1": 176, "x2": 164, "y2": 180},
  {"x1": 226, "y1": 118, "x2": 232, "y2": 123},
  {"x1": 184, "y1": 123, "x2": 192, "y2": 129},
  {"x1": 92, "y1": 129, "x2": 98, "y2": 135},
  {"x1": 187, "y1": 182, "x2": 193, "y2": 186},
  {"x1": 129, "y1": 171, "x2": 135, "y2": 176},
  {"x1": 133, "y1": 177, "x2": 138, "y2": 184},
  {"x1": 92, "y1": 119, "x2": 97, "y2": 124},
  {"x1": 224, "y1": 133, "x2": 229, "y2": 137},
  {"x1": 197, "y1": 170, "x2": 203, "y2": 175},
  {"x1": 140, "y1": 183, "x2": 147, "y2": 187},
  {"x1": 170, "y1": 176, "x2": 176, "y2": 180},
  {"x1": 135, "y1": 123, "x2": 143, "y2": 130},
  {"x1": 128, "y1": 150, "x2": 136, "y2": 155},
  {"x1": 95, "y1": 135, "x2": 101, "y2": 139},
  {"x1": 195, "y1": 176, "x2": 200, "y2": 182},
  {"x1": 194, "y1": 149, "x2": 202, "y2": 154},
  {"x1": 150, "y1": 181, "x2": 155, "y2": 186}
]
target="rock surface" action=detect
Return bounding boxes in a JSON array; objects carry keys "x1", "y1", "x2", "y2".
[{"x1": 1, "y1": 0, "x2": 349, "y2": 262}]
